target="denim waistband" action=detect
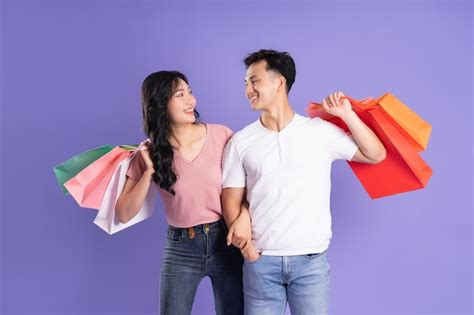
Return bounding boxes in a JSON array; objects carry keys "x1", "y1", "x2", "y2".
[{"x1": 168, "y1": 219, "x2": 227, "y2": 235}]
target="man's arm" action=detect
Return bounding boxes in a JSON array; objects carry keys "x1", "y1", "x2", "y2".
[
  {"x1": 341, "y1": 111, "x2": 386, "y2": 164},
  {"x1": 323, "y1": 91, "x2": 386, "y2": 164}
]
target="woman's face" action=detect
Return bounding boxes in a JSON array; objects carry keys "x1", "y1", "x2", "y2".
[{"x1": 167, "y1": 79, "x2": 197, "y2": 124}]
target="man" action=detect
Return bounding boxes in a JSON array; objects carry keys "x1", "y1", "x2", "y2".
[{"x1": 221, "y1": 49, "x2": 386, "y2": 315}]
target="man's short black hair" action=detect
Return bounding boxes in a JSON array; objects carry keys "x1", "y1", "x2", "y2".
[{"x1": 244, "y1": 49, "x2": 296, "y2": 93}]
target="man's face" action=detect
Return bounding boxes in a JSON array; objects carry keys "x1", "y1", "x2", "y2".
[{"x1": 245, "y1": 60, "x2": 280, "y2": 111}]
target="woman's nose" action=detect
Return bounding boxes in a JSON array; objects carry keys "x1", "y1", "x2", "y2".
[{"x1": 187, "y1": 94, "x2": 196, "y2": 105}]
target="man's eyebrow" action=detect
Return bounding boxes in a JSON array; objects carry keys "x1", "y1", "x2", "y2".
[{"x1": 244, "y1": 75, "x2": 256, "y2": 82}]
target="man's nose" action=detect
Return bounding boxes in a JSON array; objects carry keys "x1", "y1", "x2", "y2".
[{"x1": 245, "y1": 84, "x2": 254, "y2": 96}]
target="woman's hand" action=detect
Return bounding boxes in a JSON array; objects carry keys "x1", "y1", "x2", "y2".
[
  {"x1": 138, "y1": 140, "x2": 155, "y2": 173},
  {"x1": 227, "y1": 206, "x2": 252, "y2": 249}
]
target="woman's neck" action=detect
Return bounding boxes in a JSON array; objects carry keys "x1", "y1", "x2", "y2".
[{"x1": 169, "y1": 123, "x2": 199, "y2": 148}]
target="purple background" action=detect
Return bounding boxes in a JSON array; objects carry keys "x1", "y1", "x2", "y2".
[{"x1": 1, "y1": 0, "x2": 472, "y2": 314}]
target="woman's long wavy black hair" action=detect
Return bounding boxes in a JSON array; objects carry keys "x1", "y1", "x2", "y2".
[{"x1": 141, "y1": 71, "x2": 200, "y2": 195}]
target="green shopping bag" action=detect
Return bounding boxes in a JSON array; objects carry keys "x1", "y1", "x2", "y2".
[{"x1": 53, "y1": 144, "x2": 139, "y2": 195}]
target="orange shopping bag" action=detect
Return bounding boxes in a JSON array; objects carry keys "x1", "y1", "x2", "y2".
[{"x1": 377, "y1": 93, "x2": 432, "y2": 152}]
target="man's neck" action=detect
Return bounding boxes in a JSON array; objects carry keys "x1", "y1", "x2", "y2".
[{"x1": 260, "y1": 101, "x2": 295, "y2": 132}]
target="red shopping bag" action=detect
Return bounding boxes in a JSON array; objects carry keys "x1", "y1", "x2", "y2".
[{"x1": 306, "y1": 96, "x2": 433, "y2": 199}]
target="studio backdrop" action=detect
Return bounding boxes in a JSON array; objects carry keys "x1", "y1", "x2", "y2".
[{"x1": 1, "y1": 0, "x2": 472, "y2": 314}]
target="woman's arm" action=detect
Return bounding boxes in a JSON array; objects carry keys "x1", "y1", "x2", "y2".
[
  {"x1": 115, "y1": 168, "x2": 154, "y2": 224},
  {"x1": 222, "y1": 188, "x2": 252, "y2": 247},
  {"x1": 222, "y1": 188, "x2": 260, "y2": 261},
  {"x1": 222, "y1": 187, "x2": 245, "y2": 229},
  {"x1": 115, "y1": 149, "x2": 155, "y2": 224}
]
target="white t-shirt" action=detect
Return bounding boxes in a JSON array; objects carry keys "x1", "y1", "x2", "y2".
[{"x1": 222, "y1": 113, "x2": 358, "y2": 256}]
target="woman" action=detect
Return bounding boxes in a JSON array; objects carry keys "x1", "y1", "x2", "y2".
[{"x1": 115, "y1": 71, "x2": 247, "y2": 315}]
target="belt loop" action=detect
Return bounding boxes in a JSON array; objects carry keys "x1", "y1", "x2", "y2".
[{"x1": 188, "y1": 227, "x2": 195, "y2": 239}]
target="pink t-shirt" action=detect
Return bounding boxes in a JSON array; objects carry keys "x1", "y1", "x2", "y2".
[{"x1": 126, "y1": 124, "x2": 233, "y2": 228}]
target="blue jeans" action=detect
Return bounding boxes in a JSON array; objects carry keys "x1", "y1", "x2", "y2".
[
  {"x1": 160, "y1": 219, "x2": 244, "y2": 315},
  {"x1": 243, "y1": 251, "x2": 330, "y2": 315}
]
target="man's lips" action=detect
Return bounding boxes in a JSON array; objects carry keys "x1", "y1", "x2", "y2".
[{"x1": 249, "y1": 95, "x2": 258, "y2": 102}]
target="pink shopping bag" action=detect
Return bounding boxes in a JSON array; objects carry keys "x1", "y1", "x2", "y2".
[{"x1": 64, "y1": 147, "x2": 133, "y2": 209}]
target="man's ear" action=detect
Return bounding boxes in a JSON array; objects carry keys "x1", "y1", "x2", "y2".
[{"x1": 277, "y1": 75, "x2": 287, "y2": 93}]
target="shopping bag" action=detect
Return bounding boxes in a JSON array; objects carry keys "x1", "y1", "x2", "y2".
[
  {"x1": 377, "y1": 93, "x2": 432, "y2": 152},
  {"x1": 93, "y1": 151, "x2": 157, "y2": 234},
  {"x1": 64, "y1": 146, "x2": 134, "y2": 209},
  {"x1": 307, "y1": 93, "x2": 432, "y2": 152},
  {"x1": 53, "y1": 145, "x2": 116, "y2": 195},
  {"x1": 306, "y1": 95, "x2": 433, "y2": 198}
]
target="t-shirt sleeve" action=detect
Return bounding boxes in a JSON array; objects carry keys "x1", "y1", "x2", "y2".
[
  {"x1": 217, "y1": 124, "x2": 234, "y2": 146},
  {"x1": 222, "y1": 138, "x2": 246, "y2": 188},
  {"x1": 126, "y1": 151, "x2": 147, "y2": 181},
  {"x1": 321, "y1": 119, "x2": 359, "y2": 161},
  {"x1": 223, "y1": 125, "x2": 234, "y2": 143}
]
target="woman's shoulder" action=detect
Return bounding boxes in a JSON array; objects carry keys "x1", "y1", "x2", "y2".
[{"x1": 205, "y1": 123, "x2": 233, "y2": 139}]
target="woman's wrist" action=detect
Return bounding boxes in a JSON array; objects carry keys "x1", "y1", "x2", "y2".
[{"x1": 144, "y1": 168, "x2": 155, "y2": 177}]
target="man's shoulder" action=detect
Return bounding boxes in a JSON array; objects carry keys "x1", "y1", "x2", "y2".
[
  {"x1": 295, "y1": 113, "x2": 323, "y2": 126},
  {"x1": 285, "y1": 114, "x2": 327, "y2": 136},
  {"x1": 296, "y1": 114, "x2": 336, "y2": 133}
]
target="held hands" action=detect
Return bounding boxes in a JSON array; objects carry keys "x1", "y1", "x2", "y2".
[
  {"x1": 240, "y1": 239, "x2": 261, "y2": 262},
  {"x1": 321, "y1": 91, "x2": 354, "y2": 119},
  {"x1": 226, "y1": 206, "x2": 260, "y2": 262},
  {"x1": 226, "y1": 207, "x2": 251, "y2": 248}
]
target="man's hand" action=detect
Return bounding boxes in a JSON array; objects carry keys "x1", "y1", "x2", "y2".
[
  {"x1": 322, "y1": 91, "x2": 386, "y2": 164},
  {"x1": 322, "y1": 91, "x2": 354, "y2": 119}
]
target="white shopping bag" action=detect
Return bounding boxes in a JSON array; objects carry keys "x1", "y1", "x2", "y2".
[{"x1": 93, "y1": 150, "x2": 157, "y2": 234}]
